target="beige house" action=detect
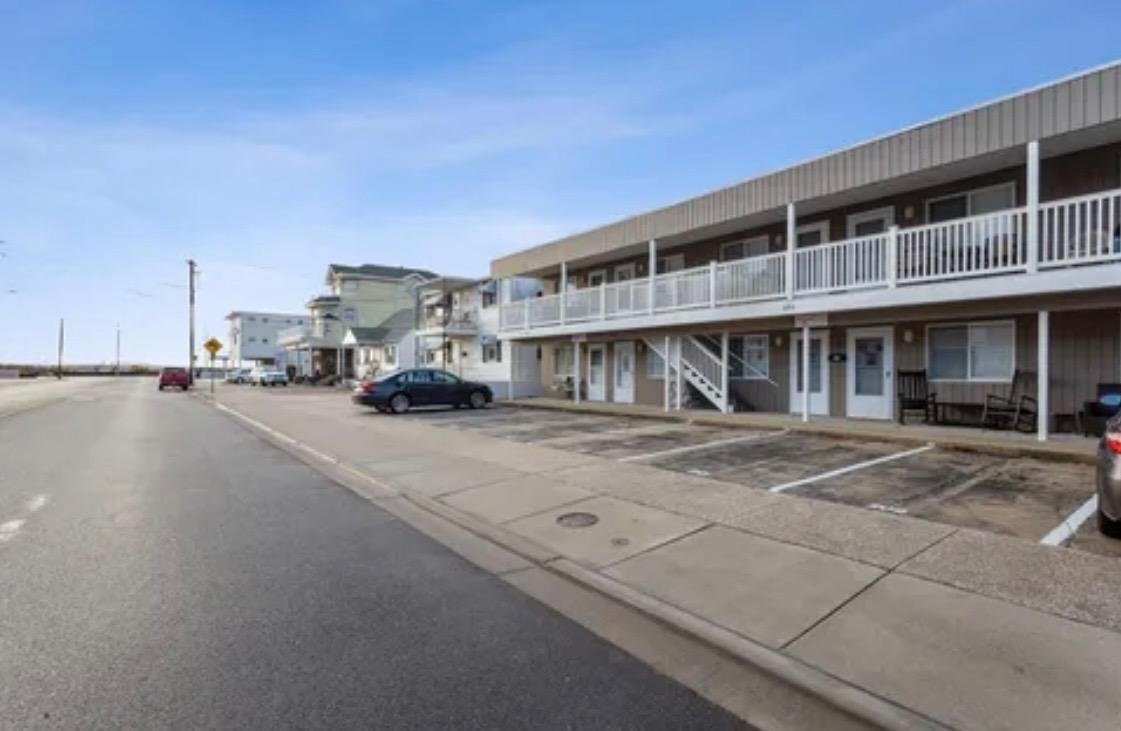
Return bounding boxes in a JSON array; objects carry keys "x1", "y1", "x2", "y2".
[
  {"x1": 492, "y1": 62, "x2": 1121, "y2": 440},
  {"x1": 279, "y1": 263, "x2": 437, "y2": 378}
]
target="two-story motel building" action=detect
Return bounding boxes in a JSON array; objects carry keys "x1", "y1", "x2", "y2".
[{"x1": 493, "y1": 62, "x2": 1121, "y2": 440}]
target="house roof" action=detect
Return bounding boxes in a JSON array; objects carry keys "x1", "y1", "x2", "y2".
[
  {"x1": 326, "y1": 263, "x2": 439, "y2": 281},
  {"x1": 344, "y1": 308, "x2": 415, "y2": 345}
]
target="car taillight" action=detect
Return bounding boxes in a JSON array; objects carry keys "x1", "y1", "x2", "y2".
[
  {"x1": 361, "y1": 382, "x2": 377, "y2": 393},
  {"x1": 1106, "y1": 431, "x2": 1121, "y2": 455}
]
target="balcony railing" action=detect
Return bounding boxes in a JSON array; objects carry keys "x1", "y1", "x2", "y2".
[{"x1": 498, "y1": 188, "x2": 1121, "y2": 332}]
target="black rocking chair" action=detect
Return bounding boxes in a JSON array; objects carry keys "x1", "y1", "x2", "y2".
[
  {"x1": 981, "y1": 370, "x2": 1037, "y2": 432},
  {"x1": 897, "y1": 370, "x2": 937, "y2": 424}
]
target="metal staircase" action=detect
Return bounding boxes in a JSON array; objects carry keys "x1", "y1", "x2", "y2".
[{"x1": 644, "y1": 336, "x2": 728, "y2": 412}]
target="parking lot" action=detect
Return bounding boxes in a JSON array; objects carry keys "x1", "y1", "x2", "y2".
[{"x1": 396, "y1": 404, "x2": 1117, "y2": 558}]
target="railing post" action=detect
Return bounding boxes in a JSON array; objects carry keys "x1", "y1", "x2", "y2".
[
  {"x1": 573, "y1": 340, "x2": 581, "y2": 405},
  {"x1": 709, "y1": 261, "x2": 717, "y2": 308},
  {"x1": 674, "y1": 337, "x2": 683, "y2": 410},
  {"x1": 786, "y1": 202, "x2": 796, "y2": 299},
  {"x1": 887, "y1": 225, "x2": 899, "y2": 288},
  {"x1": 1038, "y1": 310, "x2": 1049, "y2": 441},
  {"x1": 720, "y1": 331, "x2": 730, "y2": 413},
  {"x1": 559, "y1": 262, "x2": 567, "y2": 325},
  {"x1": 648, "y1": 240, "x2": 657, "y2": 315},
  {"x1": 1027, "y1": 140, "x2": 1040, "y2": 272},
  {"x1": 523, "y1": 298, "x2": 530, "y2": 329},
  {"x1": 599, "y1": 283, "x2": 607, "y2": 320}
]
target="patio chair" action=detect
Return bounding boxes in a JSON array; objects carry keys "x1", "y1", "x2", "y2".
[
  {"x1": 981, "y1": 370, "x2": 1037, "y2": 432},
  {"x1": 1083, "y1": 383, "x2": 1121, "y2": 437},
  {"x1": 897, "y1": 370, "x2": 936, "y2": 424}
]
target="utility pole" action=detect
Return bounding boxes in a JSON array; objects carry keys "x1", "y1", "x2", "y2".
[
  {"x1": 57, "y1": 318, "x2": 64, "y2": 380},
  {"x1": 188, "y1": 259, "x2": 197, "y2": 387},
  {"x1": 115, "y1": 323, "x2": 121, "y2": 376}
]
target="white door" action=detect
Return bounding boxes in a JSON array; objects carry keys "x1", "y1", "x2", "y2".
[
  {"x1": 613, "y1": 342, "x2": 635, "y2": 403},
  {"x1": 789, "y1": 330, "x2": 830, "y2": 415},
  {"x1": 587, "y1": 344, "x2": 606, "y2": 401},
  {"x1": 846, "y1": 327, "x2": 894, "y2": 420}
]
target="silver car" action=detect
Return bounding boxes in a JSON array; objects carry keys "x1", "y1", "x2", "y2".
[{"x1": 1098, "y1": 412, "x2": 1121, "y2": 537}]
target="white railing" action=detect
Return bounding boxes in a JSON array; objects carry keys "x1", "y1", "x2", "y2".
[
  {"x1": 499, "y1": 188, "x2": 1121, "y2": 332},
  {"x1": 565, "y1": 287, "x2": 600, "y2": 321},
  {"x1": 716, "y1": 251, "x2": 786, "y2": 303},
  {"x1": 897, "y1": 208, "x2": 1027, "y2": 283},
  {"x1": 528, "y1": 295, "x2": 561, "y2": 325},
  {"x1": 500, "y1": 301, "x2": 527, "y2": 330},
  {"x1": 1039, "y1": 188, "x2": 1121, "y2": 267},
  {"x1": 679, "y1": 335, "x2": 723, "y2": 393},
  {"x1": 654, "y1": 266, "x2": 711, "y2": 310},
  {"x1": 795, "y1": 233, "x2": 890, "y2": 294},
  {"x1": 604, "y1": 279, "x2": 650, "y2": 317}
]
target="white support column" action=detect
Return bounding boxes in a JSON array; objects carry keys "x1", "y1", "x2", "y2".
[
  {"x1": 887, "y1": 225, "x2": 899, "y2": 288},
  {"x1": 559, "y1": 262, "x2": 568, "y2": 325},
  {"x1": 600, "y1": 282, "x2": 607, "y2": 320},
  {"x1": 1027, "y1": 140, "x2": 1040, "y2": 273},
  {"x1": 574, "y1": 340, "x2": 582, "y2": 404},
  {"x1": 720, "y1": 331, "x2": 730, "y2": 413},
  {"x1": 507, "y1": 345, "x2": 515, "y2": 401},
  {"x1": 708, "y1": 261, "x2": 717, "y2": 308},
  {"x1": 663, "y1": 335, "x2": 671, "y2": 412},
  {"x1": 674, "y1": 337, "x2": 683, "y2": 410},
  {"x1": 786, "y1": 202, "x2": 796, "y2": 299},
  {"x1": 1038, "y1": 310, "x2": 1049, "y2": 441},
  {"x1": 523, "y1": 298, "x2": 531, "y2": 329},
  {"x1": 801, "y1": 325, "x2": 810, "y2": 423},
  {"x1": 648, "y1": 240, "x2": 657, "y2": 314}
]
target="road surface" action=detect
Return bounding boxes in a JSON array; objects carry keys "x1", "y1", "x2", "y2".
[{"x1": 0, "y1": 379, "x2": 746, "y2": 729}]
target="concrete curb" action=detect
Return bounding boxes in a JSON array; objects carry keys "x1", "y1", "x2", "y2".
[
  {"x1": 505, "y1": 399, "x2": 1097, "y2": 465},
  {"x1": 202, "y1": 393, "x2": 954, "y2": 731}
]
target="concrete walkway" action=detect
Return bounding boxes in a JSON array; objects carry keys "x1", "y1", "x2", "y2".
[
  {"x1": 209, "y1": 387, "x2": 1121, "y2": 731},
  {"x1": 511, "y1": 397, "x2": 1100, "y2": 463}
]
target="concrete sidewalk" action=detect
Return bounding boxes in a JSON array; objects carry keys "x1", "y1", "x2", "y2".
[
  {"x1": 510, "y1": 398, "x2": 1100, "y2": 463},
  {"x1": 209, "y1": 387, "x2": 1121, "y2": 731}
]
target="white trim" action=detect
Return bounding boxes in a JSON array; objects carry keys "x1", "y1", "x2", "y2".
[
  {"x1": 729, "y1": 333, "x2": 770, "y2": 381},
  {"x1": 789, "y1": 329, "x2": 830, "y2": 415},
  {"x1": 925, "y1": 181, "x2": 1016, "y2": 222},
  {"x1": 613, "y1": 262, "x2": 637, "y2": 281},
  {"x1": 587, "y1": 268, "x2": 607, "y2": 287},
  {"x1": 846, "y1": 326, "x2": 895, "y2": 420},
  {"x1": 612, "y1": 341, "x2": 636, "y2": 404},
  {"x1": 795, "y1": 220, "x2": 830, "y2": 247},
  {"x1": 925, "y1": 319, "x2": 1017, "y2": 383},
  {"x1": 846, "y1": 206, "x2": 895, "y2": 237},
  {"x1": 767, "y1": 444, "x2": 934, "y2": 493}
]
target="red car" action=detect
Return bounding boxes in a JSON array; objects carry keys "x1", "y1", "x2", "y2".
[{"x1": 158, "y1": 367, "x2": 190, "y2": 391}]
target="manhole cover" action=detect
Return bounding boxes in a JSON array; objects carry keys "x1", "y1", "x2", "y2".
[{"x1": 557, "y1": 512, "x2": 599, "y2": 528}]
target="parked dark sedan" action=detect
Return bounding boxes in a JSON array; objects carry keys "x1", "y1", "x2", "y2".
[{"x1": 352, "y1": 368, "x2": 492, "y2": 414}]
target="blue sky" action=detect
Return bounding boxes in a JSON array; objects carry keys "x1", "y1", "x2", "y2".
[{"x1": 0, "y1": 0, "x2": 1118, "y2": 364}]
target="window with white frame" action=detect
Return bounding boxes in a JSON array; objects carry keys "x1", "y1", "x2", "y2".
[
  {"x1": 384, "y1": 344, "x2": 397, "y2": 364},
  {"x1": 927, "y1": 321, "x2": 1015, "y2": 382},
  {"x1": 553, "y1": 345, "x2": 574, "y2": 377},
  {"x1": 729, "y1": 334, "x2": 769, "y2": 379},
  {"x1": 647, "y1": 348, "x2": 665, "y2": 379},
  {"x1": 926, "y1": 182, "x2": 1016, "y2": 223},
  {"x1": 482, "y1": 341, "x2": 502, "y2": 363},
  {"x1": 721, "y1": 235, "x2": 769, "y2": 262},
  {"x1": 342, "y1": 280, "x2": 358, "y2": 292},
  {"x1": 656, "y1": 254, "x2": 685, "y2": 274},
  {"x1": 796, "y1": 221, "x2": 829, "y2": 248}
]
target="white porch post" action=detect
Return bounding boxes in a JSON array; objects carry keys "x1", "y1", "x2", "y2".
[
  {"x1": 786, "y1": 202, "x2": 796, "y2": 299},
  {"x1": 1038, "y1": 310, "x2": 1049, "y2": 441},
  {"x1": 887, "y1": 225, "x2": 899, "y2": 288},
  {"x1": 801, "y1": 324, "x2": 810, "y2": 423},
  {"x1": 1027, "y1": 140, "x2": 1040, "y2": 273},
  {"x1": 648, "y1": 239, "x2": 657, "y2": 314},
  {"x1": 663, "y1": 335, "x2": 671, "y2": 412},
  {"x1": 708, "y1": 261, "x2": 717, "y2": 308},
  {"x1": 599, "y1": 282, "x2": 607, "y2": 320},
  {"x1": 559, "y1": 262, "x2": 568, "y2": 325},
  {"x1": 674, "y1": 337, "x2": 683, "y2": 410},
  {"x1": 507, "y1": 344, "x2": 515, "y2": 401},
  {"x1": 573, "y1": 340, "x2": 581, "y2": 404},
  {"x1": 720, "y1": 331, "x2": 730, "y2": 414}
]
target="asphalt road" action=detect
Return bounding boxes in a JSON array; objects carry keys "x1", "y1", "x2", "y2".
[{"x1": 0, "y1": 379, "x2": 747, "y2": 730}]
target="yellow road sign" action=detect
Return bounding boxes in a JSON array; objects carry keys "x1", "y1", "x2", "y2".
[{"x1": 203, "y1": 337, "x2": 223, "y2": 356}]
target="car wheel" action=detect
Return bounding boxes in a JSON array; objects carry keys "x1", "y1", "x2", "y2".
[
  {"x1": 469, "y1": 390, "x2": 487, "y2": 409},
  {"x1": 158, "y1": 385, "x2": 164, "y2": 391},
  {"x1": 389, "y1": 393, "x2": 411, "y2": 414},
  {"x1": 1099, "y1": 508, "x2": 1121, "y2": 538}
]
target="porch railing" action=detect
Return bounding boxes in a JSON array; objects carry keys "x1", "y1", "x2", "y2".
[{"x1": 499, "y1": 187, "x2": 1121, "y2": 331}]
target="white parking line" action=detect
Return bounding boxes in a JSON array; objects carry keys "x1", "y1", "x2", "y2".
[
  {"x1": 618, "y1": 430, "x2": 788, "y2": 463},
  {"x1": 1039, "y1": 494, "x2": 1099, "y2": 546},
  {"x1": 767, "y1": 444, "x2": 935, "y2": 493},
  {"x1": 0, "y1": 519, "x2": 25, "y2": 543}
]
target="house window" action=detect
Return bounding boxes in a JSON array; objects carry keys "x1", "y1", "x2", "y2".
[
  {"x1": 720, "y1": 235, "x2": 769, "y2": 262},
  {"x1": 482, "y1": 341, "x2": 502, "y2": 363},
  {"x1": 262, "y1": 317, "x2": 269, "y2": 323},
  {"x1": 248, "y1": 336, "x2": 257, "y2": 343},
  {"x1": 926, "y1": 182, "x2": 1016, "y2": 223},
  {"x1": 343, "y1": 281, "x2": 358, "y2": 292},
  {"x1": 656, "y1": 254, "x2": 685, "y2": 274},
  {"x1": 553, "y1": 345, "x2": 574, "y2": 376},
  {"x1": 248, "y1": 316, "x2": 256, "y2": 322},
  {"x1": 729, "y1": 334, "x2": 769, "y2": 379},
  {"x1": 614, "y1": 263, "x2": 636, "y2": 281},
  {"x1": 796, "y1": 221, "x2": 830, "y2": 248},
  {"x1": 341, "y1": 308, "x2": 357, "y2": 324},
  {"x1": 927, "y1": 321, "x2": 1015, "y2": 382},
  {"x1": 261, "y1": 338, "x2": 268, "y2": 344},
  {"x1": 846, "y1": 206, "x2": 895, "y2": 237},
  {"x1": 647, "y1": 349, "x2": 665, "y2": 379},
  {"x1": 384, "y1": 345, "x2": 397, "y2": 364},
  {"x1": 482, "y1": 290, "x2": 497, "y2": 308},
  {"x1": 588, "y1": 269, "x2": 607, "y2": 287}
]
